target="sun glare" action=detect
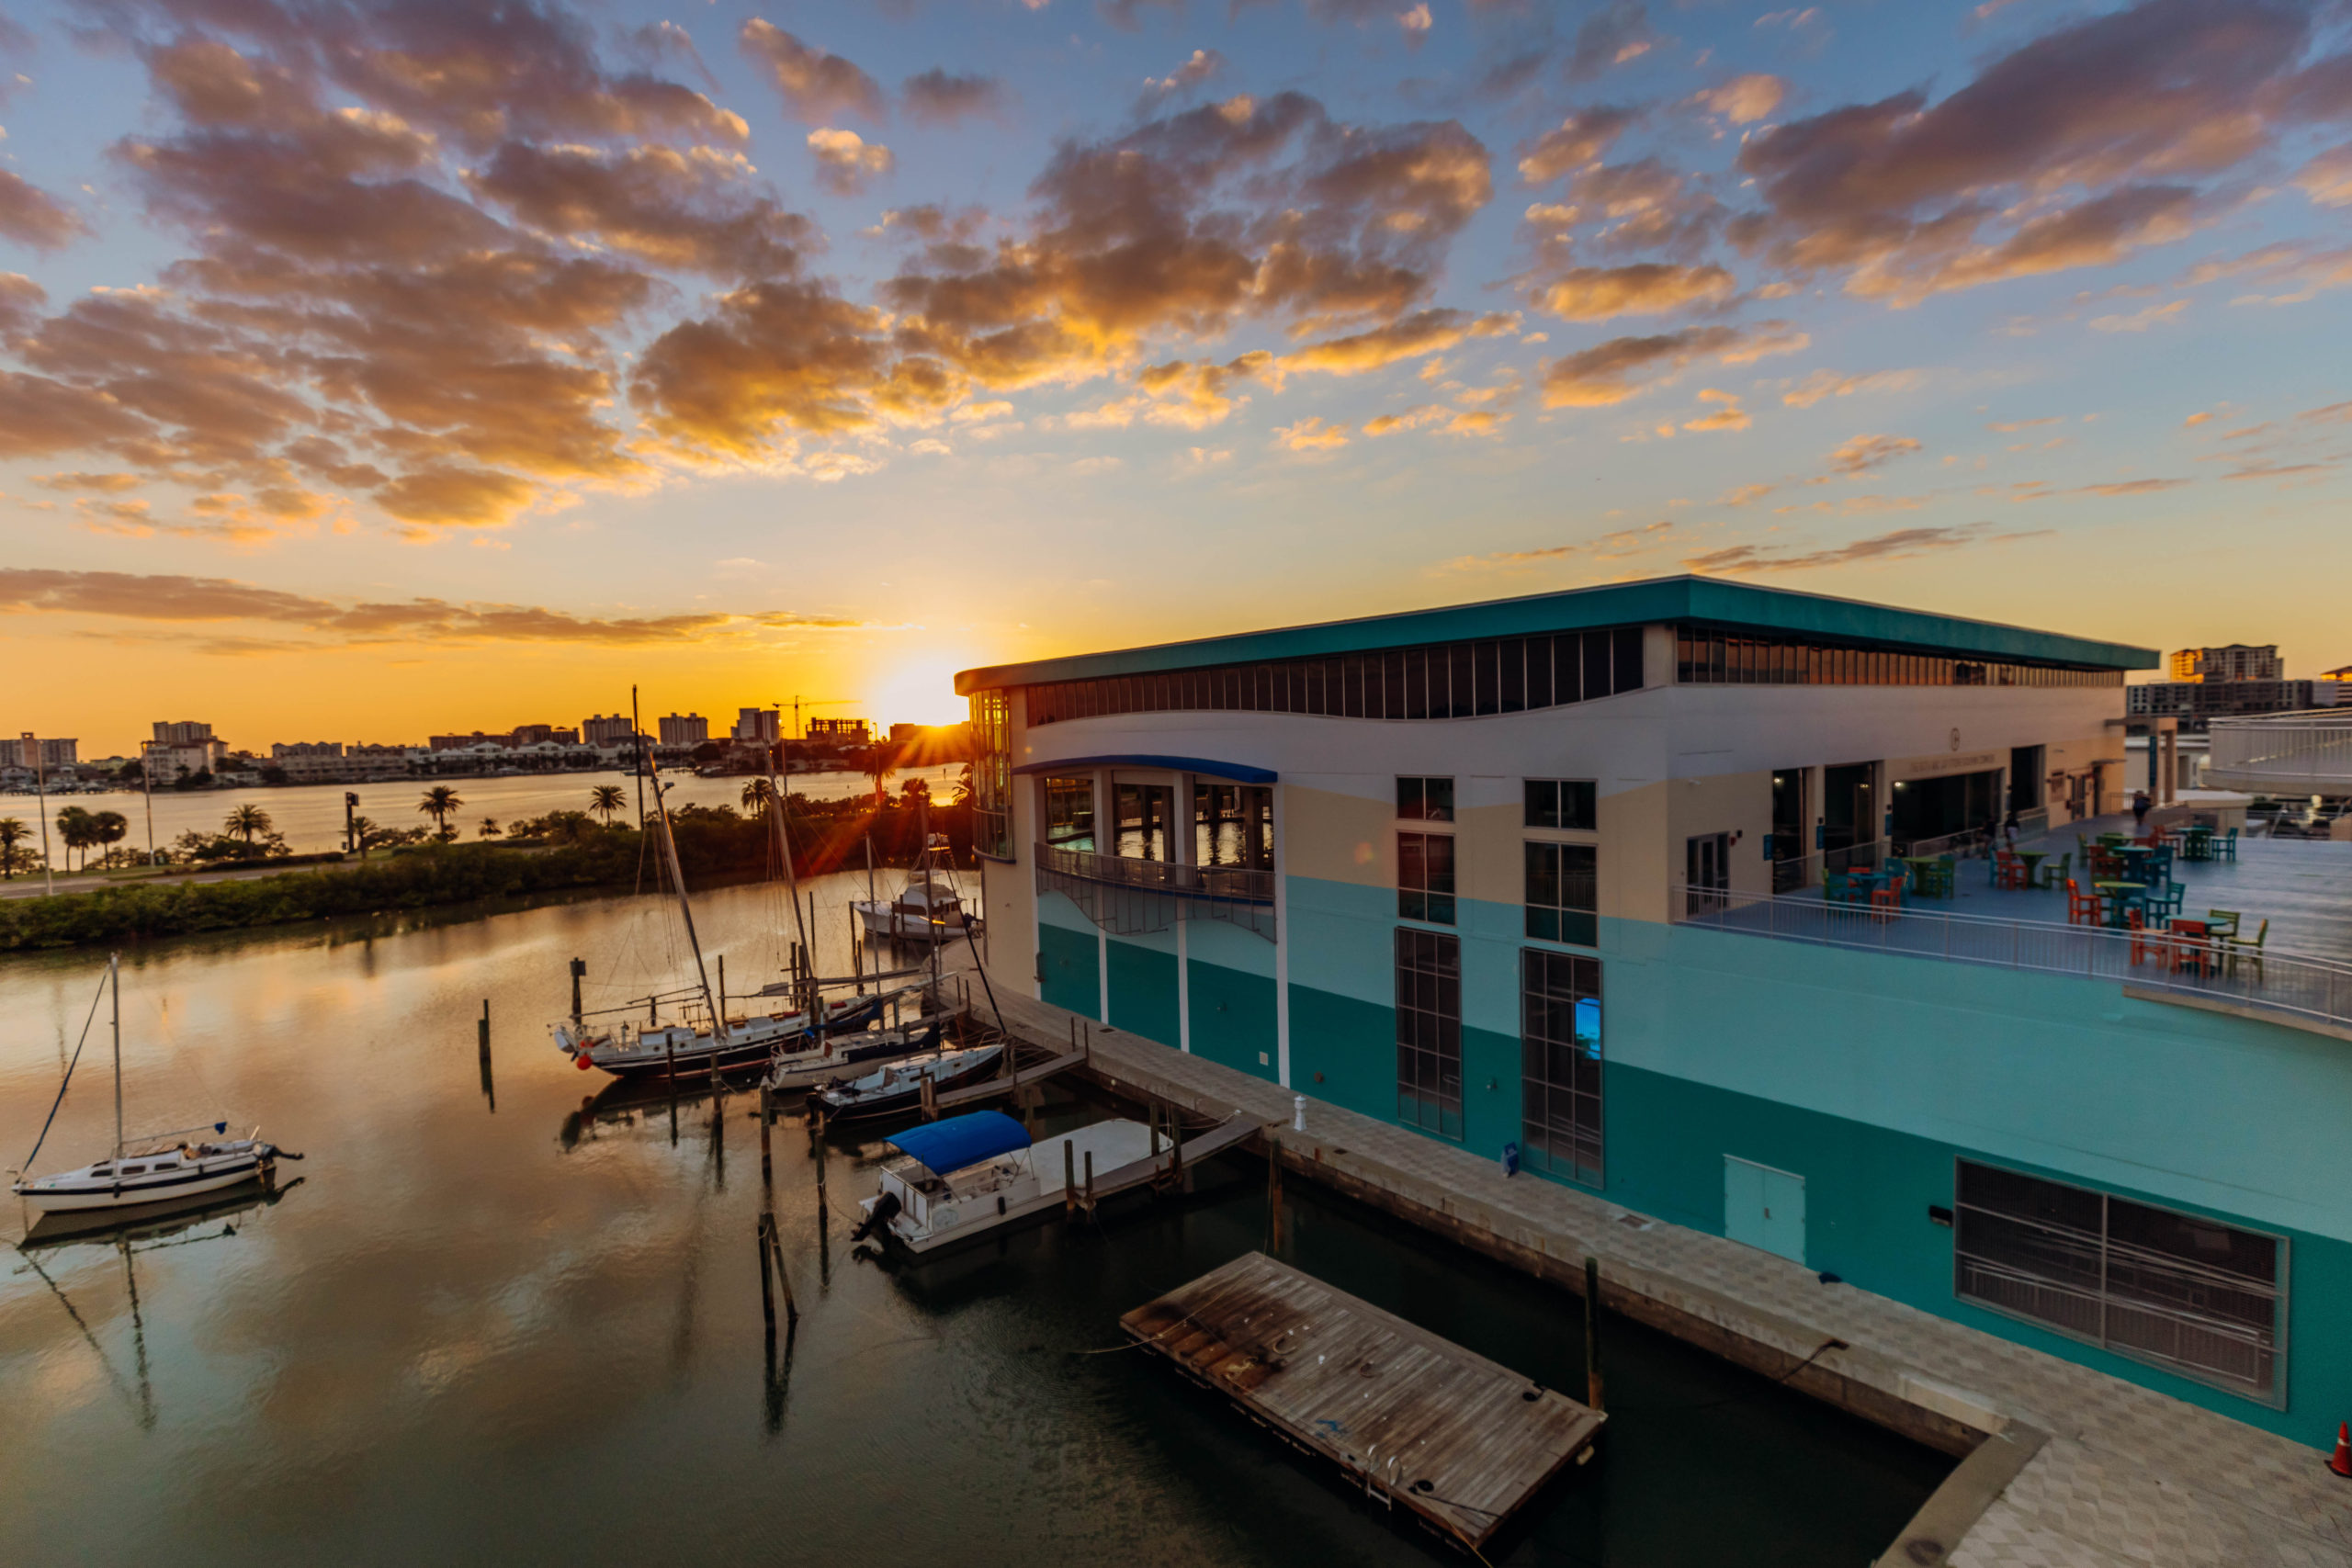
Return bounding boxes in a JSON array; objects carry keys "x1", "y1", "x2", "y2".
[{"x1": 868, "y1": 655, "x2": 973, "y2": 728}]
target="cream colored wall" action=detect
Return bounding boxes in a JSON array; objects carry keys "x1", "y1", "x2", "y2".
[
  {"x1": 1663, "y1": 769, "x2": 1775, "y2": 896},
  {"x1": 991, "y1": 686, "x2": 1041, "y2": 998}
]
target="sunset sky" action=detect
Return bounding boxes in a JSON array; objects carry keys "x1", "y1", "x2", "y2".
[{"x1": 3, "y1": 0, "x2": 2349, "y2": 755}]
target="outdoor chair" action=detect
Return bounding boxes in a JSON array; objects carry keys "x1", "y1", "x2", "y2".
[
  {"x1": 2037, "y1": 852, "x2": 2072, "y2": 891},
  {"x1": 2169, "y1": 924, "x2": 2218, "y2": 978},
  {"x1": 1928, "y1": 854, "x2": 1957, "y2": 898},
  {"x1": 2126, "y1": 908, "x2": 2154, "y2": 966},
  {"x1": 2143, "y1": 881, "x2": 2185, "y2": 920},
  {"x1": 2225, "y1": 919, "x2": 2267, "y2": 982},
  {"x1": 2065, "y1": 878, "x2": 2102, "y2": 927},
  {"x1": 2144, "y1": 846, "x2": 2174, "y2": 883},
  {"x1": 2206, "y1": 908, "x2": 2241, "y2": 939},
  {"x1": 2217, "y1": 828, "x2": 2239, "y2": 862}
]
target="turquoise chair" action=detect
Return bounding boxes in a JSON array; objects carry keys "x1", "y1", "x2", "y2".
[
  {"x1": 2217, "y1": 828, "x2": 2239, "y2": 862},
  {"x1": 2143, "y1": 881, "x2": 2185, "y2": 920}
]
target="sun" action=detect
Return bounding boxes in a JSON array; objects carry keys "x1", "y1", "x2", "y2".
[{"x1": 868, "y1": 654, "x2": 974, "y2": 728}]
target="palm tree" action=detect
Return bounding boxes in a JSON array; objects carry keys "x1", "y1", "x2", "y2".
[
  {"x1": 348, "y1": 815, "x2": 379, "y2": 860},
  {"x1": 589, "y1": 784, "x2": 626, "y2": 824},
  {"x1": 419, "y1": 785, "x2": 463, "y2": 839},
  {"x1": 224, "y1": 803, "x2": 274, "y2": 845},
  {"x1": 55, "y1": 806, "x2": 95, "y2": 872},
  {"x1": 92, "y1": 811, "x2": 129, "y2": 866},
  {"x1": 0, "y1": 817, "x2": 26, "y2": 879},
  {"x1": 859, "y1": 742, "x2": 898, "y2": 805},
  {"x1": 478, "y1": 817, "x2": 502, "y2": 839},
  {"x1": 741, "y1": 776, "x2": 776, "y2": 818}
]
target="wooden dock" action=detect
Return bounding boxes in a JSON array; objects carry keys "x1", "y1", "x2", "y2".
[
  {"x1": 931, "y1": 1047, "x2": 1086, "y2": 1112},
  {"x1": 1121, "y1": 1252, "x2": 1603, "y2": 1551}
]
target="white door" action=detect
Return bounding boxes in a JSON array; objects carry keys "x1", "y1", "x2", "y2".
[{"x1": 1724, "y1": 1156, "x2": 1806, "y2": 1265}]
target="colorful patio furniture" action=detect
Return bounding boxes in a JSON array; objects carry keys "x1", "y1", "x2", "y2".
[
  {"x1": 2225, "y1": 918, "x2": 2267, "y2": 981},
  {"x1": 2168, "y1": 918, "x2": 2219, "y2": 978},
  {"x1": 2206, "y1": 908, "x2": 2241, "y2": 940},
  {"x1": 2094, "y1": 880, "x2": 2145, "y2": 928},
  {"x1": 2126, "y1": 908, "x2": 2154, "y2": 965},
  {"x1": 2065, "y1": 878, "x2": 2103, "y2": 927},
  {"x1": 2036, "y1": 852, "x2": 2072, "y2": 891},
  {"x1": 2216, "y1": 828, "x2": 2239, "y2": 862},
  {"x1": 2143, "y1": 880, "x2": 2185, "y2": 920}
]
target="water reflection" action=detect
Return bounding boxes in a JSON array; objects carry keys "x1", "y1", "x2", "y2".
[{"x1": 0, "y1": 876, "x2": 1944, "y2": 1566}]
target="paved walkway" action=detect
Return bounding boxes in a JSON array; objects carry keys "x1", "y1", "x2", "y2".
[{"x1": 958, "y1": 959, "x2": 2352, "y2": 1568}]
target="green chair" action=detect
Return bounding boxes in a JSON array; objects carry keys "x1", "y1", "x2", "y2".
[
  {"x1": 2206, "y1": 908, "x2": 2241, "y2": 940},
  {"x1": 2225, "y1": 918, "x2": 2267, "y2": 982},
  {"x1": 2038, "y1": 852, "x2": 2072, "y2": 891}
]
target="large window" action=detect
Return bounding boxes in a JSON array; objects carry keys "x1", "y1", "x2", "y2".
[
  {"x1": 1396, "y1": 928, "x2": 1462, "y2": 1139},
  {"x1": 1398, "y1": 775, "x2": 1454, "y2": 821},
  {"x1": 1675, "y1": 627, "x2": 2120, "y2": 688},
  {"x1": 1397, "y1": 831, "x2": 1455, "y2": 924},
  {"x1": 1525, "y1": 778, "x2": 1596, "y2": 831},
  {"x1": 1114, "y1": 783, "x2": 1174, "y2": 861},
  {"x1": 1043, "y1": 775, "x2": 1094, "y2": 851},
  {"x1": 1525, "y1": 841, "x2": 1597, "y2": 946},
  {"x1": 1194, "y1": 783, "x2": 1272, "y2": 868},
  {"x1": 1521, "y1": 951, "x2": 1601, "y2": 1187},
  {"x1": 969, "y1": 690, "x2": 1012, "y2": 860},
  {"x1": 1954, "y1": 1160, "x2": 2286, "y2": 1404},
  {"x1": 1025, "y1": 626, "x2": 1646, "y2": 727}
]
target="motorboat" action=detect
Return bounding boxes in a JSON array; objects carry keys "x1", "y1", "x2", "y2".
[
  {"x1": 809, "y1": 1043, "x2": 1004, "y2": 1122},
  {"x1": 852, "y1": 832, "x2": 982, "y2": 945},
  {"x1": 763, "y1": 1011, "x2": 948, "y2": 1093},
  {"x1": 852, "y1": 1110, "x2": 1160, "y2": 1255},
  {"x1": 11, "y1": 955, "x2": 300, "y2": 1217},
  {"x1": 556, "y1": 991, "x2": 880, "y2": 1077}
]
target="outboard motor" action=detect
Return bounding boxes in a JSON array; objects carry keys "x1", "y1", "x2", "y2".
[{"x1": 851, "y1": 1190, "x2": 901, "y2": 1244}]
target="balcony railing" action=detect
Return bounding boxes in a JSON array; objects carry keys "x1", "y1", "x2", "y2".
[
  {"x1": 1670, "y1": 885, "x2": 2352, "y2": 1037},
  {"x1": 2206, "y1": 713, "x2": 2352, "y2": 794},
  {"x1": 1035, "y1": 841, "x2": 1275, "y2": 942}
]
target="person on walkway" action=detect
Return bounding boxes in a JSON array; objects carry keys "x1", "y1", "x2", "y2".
[
  {"x1": 2132, "y1": 791, "x2": 2153, "y2": 833},
  {"x1": 2003, "y1": 807, "x2": 2020, "y2": 851}
]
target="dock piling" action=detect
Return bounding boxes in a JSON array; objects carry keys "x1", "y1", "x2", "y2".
[
  {"x1": 757, "y1": 1214, "x2": 775, "y2": 1337},
  {"x1": 759, "y1": 1085, "x2": 773, "y2": 1187},
  {"x1": 1268, "y1": 1151, "x2": 1283, "y2": 1249},
  {"x1": 1063, "y1": 1140, "x2": 1077, "y2": 1215},
  {"x1": 1584, "y1": 1255, "x2": 1606, "y2": 1415},
  {"x1": 1083, "y1": 1149, "x2": 1095, "y2": 1215}
]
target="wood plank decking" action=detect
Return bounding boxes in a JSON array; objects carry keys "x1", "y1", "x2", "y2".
[{"x1": 1121, "y1": 1252, "x2": 1604, "y2": 1551}]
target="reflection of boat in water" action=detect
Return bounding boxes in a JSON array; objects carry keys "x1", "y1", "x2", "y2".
[
  {"x1": 853, "y1": 1110, "x2": 1159, "y2": 1255},
  {"x1": 12, "y1": 955, "x2": 300, "y2": 1217},
  {"x1": 852, "y1": 833, "x2": 982, "y2": 945},
  {"x1": 20, "y1": 1176, "x2": 300, "y2": 1249},
  {"x1": 762, "y1": 1010, "x2": 949, "y2": 1093},
  {"x1": 811, "y1": 1044, "x2": 1004, "y2": 1122}
]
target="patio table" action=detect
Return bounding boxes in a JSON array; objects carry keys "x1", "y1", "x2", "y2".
[
  {"x1": 2168, "y1": 918, "x2": 2218, "y2": 976},
  {"x1": 2098, "y1": 832, "x2": 2130, "y2": 847},
  {"x1": 2095, "y1": 880, "x2": 2146, "y2": 928},
  {"x1": 1901, "y1": 855, "x2": 1945, "y2": 896},
  {"x1": 2017, "y1": 850, "x2": 2047, "y2": 885},
  {"x1": 2115, "y1": 845, "x2": 2155, "y2": 879},
  {"x1": 2181, "y1": 826, "x2": 2215, "y2": 862}
]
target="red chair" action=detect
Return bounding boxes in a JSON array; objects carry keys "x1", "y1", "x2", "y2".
[
  {"x1": 1995, "y1": 853, "x2": 2030, "y2": 890},
  {"x1": 2169, "y1": 923, "x2": 2216, "y2": 978},
  {"x1": 2126, "y1": 908, "x2": 2153, "y2": 966},
  {"x1": 2065, "y1": 878, "x2": 2102, "y2": 927}
]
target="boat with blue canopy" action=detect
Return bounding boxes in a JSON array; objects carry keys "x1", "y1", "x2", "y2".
[{"x1": 853, "y1": 1108, "x2": 1161, "y2": 1255}]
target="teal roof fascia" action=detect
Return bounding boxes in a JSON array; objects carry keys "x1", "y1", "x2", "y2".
[{"x1": 954, "y1": 575, "x2": 2155, "y2": 694}]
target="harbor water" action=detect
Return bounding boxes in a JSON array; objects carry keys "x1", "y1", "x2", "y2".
[{"x1": 0, "y1": 878, "x2": 1949, "y2": 1565}]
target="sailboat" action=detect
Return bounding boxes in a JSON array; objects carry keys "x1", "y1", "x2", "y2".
[
  {"x1": 11, "y1": 955, "x2": 297, "y2": 1215},
  {"x1": 554, "y1": 725, "x2": 883, "y2": 1079}
]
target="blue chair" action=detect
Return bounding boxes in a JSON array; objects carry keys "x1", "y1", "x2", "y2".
[
  {"x1": 2143, "y1": 880, "x2": 2185, "y2": 920},
  {"x1": 2217, "y1": 828, "x2": 2239, "y2": 862},
  {"x1": 2144, "y1": 846, "x2": 2174, "y2": 883}
]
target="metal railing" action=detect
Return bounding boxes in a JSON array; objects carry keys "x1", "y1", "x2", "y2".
[
  {"x1": 1035, "y1": 841, "x2": 1275, "y2": 942},
  {"x1": 1668, "y1": 885, "x2": 2352, "y2": 1036},
  {"x1": 1768, "y1": 838, "x2": 1891, "y2": 894},
  {"x1": 2206, "y1": 712, "x2": 2352, "y2": 793}
]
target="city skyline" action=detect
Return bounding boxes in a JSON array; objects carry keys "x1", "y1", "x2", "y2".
[{"x1": 2, "y1": 0, "x2": 2349, "y2": 751}]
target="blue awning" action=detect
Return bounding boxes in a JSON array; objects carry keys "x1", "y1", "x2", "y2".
[
  {"x1": 887, "y1": 1110, "x2": 1031, "y2": 1174},
  {"x1": 1012, "y1": 754, "x2": 1277, "y2": 784}
]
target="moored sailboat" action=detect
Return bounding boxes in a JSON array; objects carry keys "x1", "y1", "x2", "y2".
[{"x1": 11, "y1": 955, "x2": 299, "y2": 1216}]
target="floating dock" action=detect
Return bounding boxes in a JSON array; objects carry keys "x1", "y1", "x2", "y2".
[{"x1": 1121, "y1": 1252, "x2": 1604, "y2": 1551}]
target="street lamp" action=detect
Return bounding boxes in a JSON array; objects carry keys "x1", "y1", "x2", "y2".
[
  {"x1": 140, "y1": 739, "x2": 159, "y2": 865},
  {"x1": 24, "y1": 732, "x2": 52, "y2": 896}
]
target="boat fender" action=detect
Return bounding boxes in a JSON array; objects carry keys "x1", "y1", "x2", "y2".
[
  {"x1": 575, "y1": 1052, "x2": 594, "y2": 1070},
  {"x1": 997, "y1": 1196, "x2": 1006, "y2": 1216}
]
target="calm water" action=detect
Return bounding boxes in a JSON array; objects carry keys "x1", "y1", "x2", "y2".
[
  {"x1": 4, "y1": 763, "x2": 966, "y2": 859},
  {"x1": 0, "y1": 879, "x2": 1947, "y2": 1566}
]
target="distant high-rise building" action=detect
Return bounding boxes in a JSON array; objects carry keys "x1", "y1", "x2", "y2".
[
  {"x1": 2127, "y1": 679, "x2": 2335, "y2": 731},
  {"x1": 582, "y1": 714, "x2": 635, "y2": 747},
  {"x1": 807, "y1": 717, "x2": 870, "y2": 746},
  {"x1": 430, "y1": 730, "x2": 514, "y2": 751},
  {"x1": 7, "y1": 737, "x2": 78, "y2": 768},
  {"x1": 2166, "y1": 644, "x2": 2283, "y2": 682},
  {"x1": 732, "y1": 707, "x2": 781, "y2": 745},
  {"x1": 272, "y1": 742, "x2": 345, "y2": 759},
  {"x1": 660, "y1": 713, "x2": 710, "y2": 747},
  {"x1": 153, "y1": 719, "x2": 213, "y2": 745}
]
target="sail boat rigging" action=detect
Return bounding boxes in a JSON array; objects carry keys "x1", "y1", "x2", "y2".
[{"x1": 12, "y1": 955, "x2": 296, "y2": 1215}]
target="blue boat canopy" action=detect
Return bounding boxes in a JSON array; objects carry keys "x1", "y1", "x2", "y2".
[{"x1": 887, "y1": 1110, "x2": 1032, "y2": 1173}]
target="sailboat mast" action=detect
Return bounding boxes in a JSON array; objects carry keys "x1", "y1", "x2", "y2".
[
  {"x1": 645, "y1": 748, "x2": 726, "y2": 1041},
  {"x1": 767, "y1": 740, "x2": 810, "y2": 983},
  {"x1": 109, "y1": 953, "x2": 122, "y2": 1159}
]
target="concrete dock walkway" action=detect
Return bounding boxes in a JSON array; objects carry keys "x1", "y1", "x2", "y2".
[{"x1": 956, "y1": 958, "x2": 2352, "y2": 1568}]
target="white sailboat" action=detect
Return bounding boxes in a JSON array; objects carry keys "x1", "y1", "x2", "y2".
[
  {"x1": 808, "y1": 1043, "x2": 1006, "y2": 1122},
  {"x1": 11, "y1": 955, "x2": 297, "y2": 1216}
]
